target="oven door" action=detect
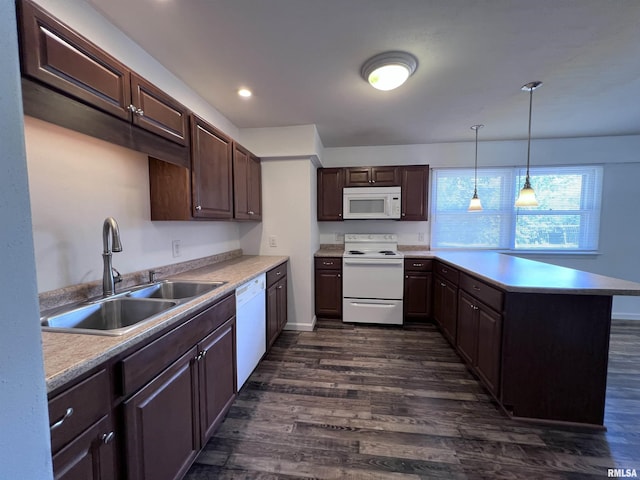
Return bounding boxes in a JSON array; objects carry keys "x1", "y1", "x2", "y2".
[{"x1": 342, "y1": 257, "x2": 403, "y2": 299}]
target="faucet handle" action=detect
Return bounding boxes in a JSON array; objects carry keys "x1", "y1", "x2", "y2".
[
  {"x1": 148, "y1": 270, "x2": 157, "y2": 283},
  {"x1": 112, "y1": 267, "x2": 122, "y2": 284}
]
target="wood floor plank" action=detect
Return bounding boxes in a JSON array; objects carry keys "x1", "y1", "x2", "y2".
[{"x1": 184, "y1": 320, "x2": 640, "y2": 479}]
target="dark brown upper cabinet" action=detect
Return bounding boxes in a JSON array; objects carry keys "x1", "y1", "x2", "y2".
[
  {"x1": 18, "y1": 0, "x2": 189, "y2": 147},
  {"x1": 233, "y1": 144, "x2": 262, "y2": 221},
  {"x1": 317, "y1": 168, "x2": 344, "y2": 221},
  {"x1": 191, "y1": 115, "x2": 234, "y2": 219},
  {"x1": 345, "y1": 166, "x2": 398, "y2": 186},
  {"x1": 148, "y1": 115, "x2": 233, "y2": 220},
  {"x1": 400, "y1": 165, "x2": 429, "y2": 221}
]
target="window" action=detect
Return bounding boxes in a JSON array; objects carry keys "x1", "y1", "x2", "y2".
[{"x1": 430, "y1": 166, "x2": 603, "y2": 252}]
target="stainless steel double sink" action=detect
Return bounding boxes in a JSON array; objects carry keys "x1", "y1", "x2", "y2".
[{"x1": 40, "y1": 280, "x2": 226, "y2": 336}]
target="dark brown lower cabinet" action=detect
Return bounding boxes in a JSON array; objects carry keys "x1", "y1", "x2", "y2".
[
  {"x1": 403, "y1": 259, "x2": 432, "y2": 320},
  {"x1": 267, "y1": 263, "x2": 288, "y2": 351},
  {"x1": 198, "y1": 320, "x2": 236, "y2": 443},
  {"x1": 314, "y1": 257, "x2": 342, "y2": 318},
  {"x1": 52, "y1": 415, "x2": 116, "y2": 480},
  {"x1": 433, "y1": 275, "x2": 458, "y2": 344},
  {"x1": 457, "y1": 290, "x2": 502, "y2": 398},
  {"x1": 124, "y1": 347, "x2": 200, "y2": 480}
]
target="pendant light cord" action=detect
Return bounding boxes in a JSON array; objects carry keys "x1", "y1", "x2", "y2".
[
  {"x1": 526, "y1": 86, "x2": 533, "y2": 183},
  {"x1": 474, "y1": 126, "x2": 479, "y2": 195}
]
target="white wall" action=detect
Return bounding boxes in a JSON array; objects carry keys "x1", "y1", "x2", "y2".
[
  {"x1": 321, "y1": 135, "x2": 640, "y2": 319},
  {"x1": 0, "y1": 0, "x2": 52, "y2": 477},
  {"x1": 25, "y1": 116, "x2": 240, "y2": 292},
  {"x1": 239, "y1": 158, "x2": 318, "y2": 331}
]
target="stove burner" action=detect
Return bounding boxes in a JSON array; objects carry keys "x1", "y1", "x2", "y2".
[
  {"x1": 348, "y1": 250, "x2": 365, "y2": 255},
  {"x1": 379, "y1": 250, "x2": 397, "y2": 255}
]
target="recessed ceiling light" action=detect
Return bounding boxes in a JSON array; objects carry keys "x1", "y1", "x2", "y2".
[
  {"x1": 361, "y1": 51, "x2": 418, "y2": 91},
  {"x1": 238, "y1": 88, "x2": 252, "y2": 98}
]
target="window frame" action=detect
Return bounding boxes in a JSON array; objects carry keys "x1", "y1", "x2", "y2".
[{"x1": 430, "y1": 165, "x2": 603, "y2": 253}]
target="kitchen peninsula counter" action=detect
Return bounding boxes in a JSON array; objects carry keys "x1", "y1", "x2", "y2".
[{"x1": 42, "y1": 254, "x2": 288, "y2": 394}]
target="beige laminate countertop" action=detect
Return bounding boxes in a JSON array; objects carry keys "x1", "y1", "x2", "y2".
[
  {"x1": 315, "y1": 248, "x2": 640, "y2": 296},
  {"x1": 42, "y1": 255, "x2": 288, "y2": 393}
]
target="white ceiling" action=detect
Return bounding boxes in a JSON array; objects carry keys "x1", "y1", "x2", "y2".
[{"x1": 84, "y1": 0, "x2": 640, "y2": 148}]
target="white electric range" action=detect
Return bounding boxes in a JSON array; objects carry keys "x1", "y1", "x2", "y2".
[{"x1": 342, "y1": 234, "x2": 404, "y2": 325}]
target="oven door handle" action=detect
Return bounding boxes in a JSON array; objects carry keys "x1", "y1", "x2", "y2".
[{"x1": 343, "y1": 259, "x2": 403, "y2": 266}]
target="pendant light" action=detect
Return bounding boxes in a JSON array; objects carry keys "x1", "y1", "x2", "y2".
[
  {"x1": 468, "y1": 124, "x2": 483, "y2": 211},
  {"x1": 515, "y1": 81, "x2": 542, "y2": 207}
]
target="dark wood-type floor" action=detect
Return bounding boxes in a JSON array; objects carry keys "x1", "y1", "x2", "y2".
[{"x1": 184, "y1": 319, "x2": 640, "y2": 479}]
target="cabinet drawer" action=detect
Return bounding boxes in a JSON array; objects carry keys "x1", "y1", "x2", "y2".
[
  {"x1": 315, "y1": 257, "x2": 342, "y2": 270},
  {"x1": 267, "y1": 262, "x2": 287, "y2": 287},
  {"x1": 435, "y1": 261, "x2": 459, "y2": 284},
  {"x1": 49, "y1": 369, "x2": 110, "y2": 454},
  {"x1": 119, "y1": 293, "x2": 235, "y2": 396},
  {"x1": 404, "y1": 258, "x2": 432, "y2": 272},
  {"x1": 460, "y1": 272, "x2": 504, "y2": 313}
]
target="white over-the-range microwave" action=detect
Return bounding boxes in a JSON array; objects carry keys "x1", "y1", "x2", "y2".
[{"x1": 343, "y1": 186, "x2": 401, "y2": 219}]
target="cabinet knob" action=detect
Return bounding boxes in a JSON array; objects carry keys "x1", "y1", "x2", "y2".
[
  {"x1": 276, "y1": 271, "x2": 282, "y2": 276},
  {"x1": 127, "y1": 104, "x2": 137, "y2": 113},
  {"x1": 337, "y1": 274, "x2": 341, "y2": 278},
  {"x1": 440, "y1": 282, "x2": 446, "y2": 287},
  {"x1": 50, "y1": 407, "x2": 73, "y2": 431},
  {"x1": 101, "y1": 432, "x2": 115, "y2": 445},
  {"x1": 402, "y1": 213, "x2": 406, "y2": 217},
  {"x1": 338, "y1": 213, "x2": 342, "y2": 217},
  {"x1": 136, "y1": 108, "x2": 144, "y2": 116},
  {"x1": 474, "y1": 305, "x2": 479, "y2": 310},
  {"x1": 248, "y1": 211, "x2": 255, "y2": 215},
  {"x1": 278, "y1": 285, "x2": 283, "y2": 289},
  {"x1": 441, "y1": 268, "x2": 448, "y2": 274},
  {"x1": 405, "y1": 275, "x2": 409, "y2": 278},
  {"x1": 195, "y1": 205, "x2": 202, "y2": 211}
]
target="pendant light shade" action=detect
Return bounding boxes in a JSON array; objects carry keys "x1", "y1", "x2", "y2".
[
  {"x1": 515, "y1": 81, "x2": 542, "y2": 207},
  {"x1": 468, "y1": 124, "x2": 483, "y2": 212}
]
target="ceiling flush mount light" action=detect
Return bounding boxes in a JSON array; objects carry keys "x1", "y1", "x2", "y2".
[
  {"x1": 238, "y1": 88, "x2": 252, "y2": 98},
  {"x1": 468, "y1": 124, "x2": 484, "y2": 212},
  {"x1": 515, "y1": 81, "x2": 542, "y2": 207},
  {"x1": 361, "y1": 51, "x2": 418, "y2": 91}
]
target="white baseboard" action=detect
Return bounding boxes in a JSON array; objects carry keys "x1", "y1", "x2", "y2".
[{"x1": 283, "y1": 315, "x2": 316, "y2": 332}]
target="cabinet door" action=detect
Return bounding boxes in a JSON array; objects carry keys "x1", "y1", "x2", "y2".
[
  {"x1": 248, "y1": 153, "x2": 262, "y2": 219},
  {"x1": 124, "y1": 347, "x2": 200, "y2": 480},
  {"x1": 317, "y1": 168, "x2": 344, "y2": 221},
  {"x1": 233, "y1": 145, "x2": 262, "y2": 220},
  {"x1": 130, "y1": 73, "x2": 189, "y2": 146},
  {"x1": 191, "y1": 115, "x2": 233, "y2": 219},
  {"x1": 276, "y1": 277, "x2": 288, "y2": 331},
  {"x1": 434, "y1": 276, "x2": 458, "y2": 345},
  {"x1": 18, "y1": 0, "x2": 131, "y2": 120},
  {"x1": 400, "y1": 165, "x2": 429, "y2": 221},
  {"x1": 344, "y1": 167, "x2": 371, "y2": 186},
  {"x1": 52, "y1": 415, "x2": 116, "y2": 480},
  {"x1": 371, "y1": 166, "x2": 398, "y2": 186},
  {"x1": 266, "y1": 283, "x2": 279, "y2": 350},
  {"x1": 457, "y1": 291, "x2": 478, "y2": 365},
  {"x1": 199, "y1": 319, "x2": 237, "y2": 444},
  {"x1": 403, "y1": 272, "x2": 432, "y2": 320},
  {"x1": 476, "y1": 305, "x2": 502, "y2": 397},
  {"x1": 315, "y1": 270, "x2": 342, "y2": 318}
]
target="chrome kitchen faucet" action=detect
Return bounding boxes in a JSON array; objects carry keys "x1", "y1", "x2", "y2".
[{"x1": 102, "y1": 217, "x2": 123, "y2": 296}]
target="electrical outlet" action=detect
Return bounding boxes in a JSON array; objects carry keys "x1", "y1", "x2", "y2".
[
  {"x1": 172, "y1": 239, "x2": 181, "y2": 257},
  {"x1": 268, "y1": 235, "x2": 277, "y2": 247},
  {"x1": 418, "y1": 232, "x2": 425, "y2": 242}
]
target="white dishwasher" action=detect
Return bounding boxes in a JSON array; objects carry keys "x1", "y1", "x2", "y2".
[{"x1": 235, "y1": 273, "x2": 266, "y2": 390}]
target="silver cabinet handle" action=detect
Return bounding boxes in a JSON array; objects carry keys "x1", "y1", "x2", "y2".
[
  {"x1": 322, "y1": 261, "x2": 333, "y2": 266},
  {"x1": 101, "y1": 431, "x2": 115, "y2": 444},
  {"x1": 473, "y1": 285, "x2": 481, "y2": 291},
  {"x1": 136, "y1": 108, "x2": 144, "y2": 116},
  {"x1": 127, "y1": 104, "x2": 137, "y2": 113},
  {"x1": 413, "y1": 263, "x2": 423, "y2": 267},
  {"x1": 440, "y1": 282, "x2": 446, "y2": 287},
  {"x1": 50, "y1": 407, "x2": 73, "y2": 431},
  {"x1": 276, "y1": 271, "x2": 282, "y2": 276},
  {"x1": 278, "y1": 285, "x2": 283, "y2": 289},
  {"x1": 248, "y1": 211, "x2": 255, "y2": 215},
  {"x1": 195, "y1": 205, "x2": 202, "y2": 211},
  {"x1": 441, "y1": 268, "x2": 448, "y2": 274},
  {"x1": 474, "y1": 305, "x2": 479, "y2": 310}
]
